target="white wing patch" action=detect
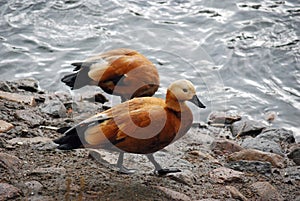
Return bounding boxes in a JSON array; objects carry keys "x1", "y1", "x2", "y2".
[{"x1": 88, "y1": 62, "x2": 108, "y2": 81}]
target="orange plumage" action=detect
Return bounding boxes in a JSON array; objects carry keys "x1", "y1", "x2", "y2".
[
  {"x1": 61, "y1": 48, "x2": 159, "y2": 101},
  {"x1": 54, "y1": 79, "x2": 205, "y2": 174}
]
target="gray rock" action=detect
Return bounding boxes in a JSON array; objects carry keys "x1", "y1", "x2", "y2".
[
  {"x1": 24, "y1": 180, "x2": 43, "y2": 195},
  {"x1": 241, "y1": 138, "x2": 283, "y2": 155},
  {"x1": 250, "y1": 181, "x2": 283, "y2": 201},
  {"x1": 230, "y1": 119, "x2": 266, "y2": 137},
  {"x1": 0, "y1": 78, "x2": 39, "y2": 93},
  {"x1": 287, "y1": 147, "x2": 300, "y2": 165},
  {"x1": 281, "y1": 166, "x2": 300, "y2": 180},
  {"x1": 40, "y1": 100, "x2": 67, "y2": 118},
  {"x1": 208, "y1": 111, "x2": 241, "y2": 126},
  {"x1": 168, "y1": 170, "x2": 196, "y2": 186},
  {"x1": 15, "y1": 109, "x2": 44, "y2": 127},
  {"x1": 0, "y1": 183, "x2": 21, "y2": 200},
  {"x1": 13, "y1": 78, "x2": 39, "y2": 92},
  {"x1": 257, "y1": 128, "x2": 295, "y2": 143},
  {"x1": 226, "y1": 160, "x2": 272, "y2": 174},
  {"x1": 53, "y1": 91, "x2": 72, "y2": 103},
  {"x1": 0, "y1": 81, "x2": 13, "y2": 92},
  {"x1": 209, "y1": 167, "x2": 244, "y2": 183}
]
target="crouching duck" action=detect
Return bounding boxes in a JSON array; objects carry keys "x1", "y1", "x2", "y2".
[
  {"x1": 61, "y1": 48, "x2": 160, "y2": 102},
  {"x1": 53, "y1": 79, "x2": 205, "y2": 175}
]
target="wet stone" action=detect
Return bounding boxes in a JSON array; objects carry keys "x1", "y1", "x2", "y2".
[
  {"x1": 241, "y1": 137, "x2": 283, "y2": 155},
  {"x1": 0, "y1": 81, "x2": 13, "y2": 92},
  {"x1": 208, "y1": 111, "x2": 242, "y2": 127},
  {"x1": 230, "y1": 119, "x2": 266, "y2": 137},
  {"x1": 0, "y1": 120, "x2": 14, "y2": 133},
  {"x1": 0, "y1": 183, "x2": 21, "y2": 200},
  {"x1": 227, "y1": 149, "x2": 285, "y2": 168},
  {"x1": 0, "y1": 79, "x2": 39, "y2": 93},
  {"x1": 251, "y1": 181, "x2": 283, "y2": 201},
  {"x1": 209, "y1": 167, "x2": 244, "y2": 183},
  {"x1": 15, "y1": 109, "x2": 44, "y2": 127},
  {"x1": 287, "y1": 147, "x2": 300, "y2": 165},
  {"x1": 226, "y1": 160, "x2": 272, "y2": 174},
  {"x1": 257, "y1": 128, "x2": 295, "y2": 143},
  {"x1": 13, "y1": 78, "x2": 39, "y2": 92}
]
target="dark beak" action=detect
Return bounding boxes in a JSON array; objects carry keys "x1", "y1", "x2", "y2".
[{"x1": 189, "y1": 95, "x2": 206, "y2": 108}]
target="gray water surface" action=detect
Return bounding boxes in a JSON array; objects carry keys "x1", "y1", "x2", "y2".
[{"x1": 0, "y1": 0, "x2": 299, "y2": 135}]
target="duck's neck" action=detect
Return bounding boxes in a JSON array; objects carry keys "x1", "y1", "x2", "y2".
[{"x1": 166, "y1": 90, "x2": 186, "y2": 113}]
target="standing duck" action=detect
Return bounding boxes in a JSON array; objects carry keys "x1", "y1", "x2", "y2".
[
  {"x1": 53, "y1": 79, "x2": 205, "y2": 175},
  {"x1": 61, "y1": 48, "x2": 160, "y2": 102}
]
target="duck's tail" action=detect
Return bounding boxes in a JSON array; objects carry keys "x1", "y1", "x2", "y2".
[
  {"x1": 53, "y1": 127, "x2": 83, "y2": 150},
  {"x1": 61, "y1": 73, "x2": 78, "y2": 89}
]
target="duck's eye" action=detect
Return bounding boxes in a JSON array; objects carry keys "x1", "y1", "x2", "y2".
[{"x1": 182, "y1": 88, "x2": 188, "y2": 93}]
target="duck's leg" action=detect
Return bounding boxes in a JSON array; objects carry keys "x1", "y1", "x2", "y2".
[
  {"x1": 146, "y1": 154, "x2": 181, "y2": 176},
  {"x1": 116, "y1": 152, "x2": 136, "y2": 174}
]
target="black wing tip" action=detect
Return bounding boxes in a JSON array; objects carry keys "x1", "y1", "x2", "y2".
[
  {"x1": 57, "y1": 126, "x2": 72, "y2": 134},
  {"x1": 71, "y1": 62, "x2": 84, "y2": 71}
]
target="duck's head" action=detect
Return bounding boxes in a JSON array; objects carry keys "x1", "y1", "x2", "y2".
[{"x1": 167, "y1": 79, "x2": 206, "y2": 108}]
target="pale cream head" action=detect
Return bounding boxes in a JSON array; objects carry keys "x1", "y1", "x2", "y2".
[{"x1": 168, "y1": 79, "x2": 197, "y2": 101}]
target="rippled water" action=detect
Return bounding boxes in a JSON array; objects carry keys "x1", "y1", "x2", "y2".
[{"x1": 0, "y1": 0, "x2": 299, "y2": 135}]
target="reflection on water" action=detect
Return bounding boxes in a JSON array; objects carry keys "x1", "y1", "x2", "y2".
[{"x1": 0, "y1": 0, "x2": 299, "y2": 135}]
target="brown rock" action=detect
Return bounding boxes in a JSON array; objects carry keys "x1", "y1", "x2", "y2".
[
  {"x1": 211, "y1": 139, "x2": 244, "y2": 154},
  {"x1": 188, "y1": 150, "x2": 215, "y2": 160},
  {"x1": 225, "y1": 186, "x2": 248, "y2": 201},
  {"x1": 0, "y1": 152, "x2": 22, "y2": 172},
  {"x1": 0, "y1": 183, "x2": 21, "y2": 201},
  {"x1": 0, "y1": 120, "x2": 14, "y2": 133},
  {"x1": 251, "y1": 181, "x2": 283, "y2": 201},
  {"x1": 227, "y1": 149, "x2": 285, "y2": 168},
  {"x1": 155, "y1": 186, "x2": 191, "y2": 201},
  {"x1": 0, "y1": 90, "x2": 36, "y2": 106},
  {"x1": 209, "y1": 167, "x2": 244, "y2": 183}
]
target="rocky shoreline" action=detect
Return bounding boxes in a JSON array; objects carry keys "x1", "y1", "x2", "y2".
[{"x1": 0, "y1": 78, "x2": 299, "y2": 201}]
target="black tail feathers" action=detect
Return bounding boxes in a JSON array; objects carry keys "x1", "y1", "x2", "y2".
[
  {"x1": 61, "y1": 72, "x2": 78, "y2": 89},
  {"x1": 53, "y1": 127, "x2": 84, "y2": 150}
]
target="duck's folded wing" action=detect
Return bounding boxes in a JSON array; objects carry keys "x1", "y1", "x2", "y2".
[
  {"x1": 53, "y1": 114, "x2": 112, "y2": 149},
  {"x1": 111, "y1": 105, "x2": 168, "y2": 141}
]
